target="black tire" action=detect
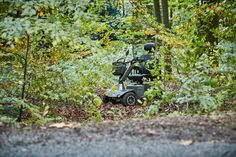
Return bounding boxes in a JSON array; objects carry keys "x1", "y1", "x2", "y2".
[
  {"x1": 122, "y1": 92, "x2": 137, "y2": 106},
  {"x1": 103, "y1": 96, "x2": 109, "y2": 103},
  {"x1": 110, "y1": 98, "x2": 117, "y2": 104}
]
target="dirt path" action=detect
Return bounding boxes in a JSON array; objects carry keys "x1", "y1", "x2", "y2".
[{"x1": 1, "y1": 112, "x2": 236, "y2": 157}]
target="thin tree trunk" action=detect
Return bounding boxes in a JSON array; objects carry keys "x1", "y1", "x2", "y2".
[
  {"x1": 207, "y1": 13, "x2": 219, "y2": 45},
  {"x1": 122, "y1": 0, "x2": 125, "y2": 16},
  {"x1": 206, "y1": 0, "x2": 220, "y2": 67},
  {"x1": 170, "y1": 7, "x2": 173, "y2": 27},
  {"x1": 206, "y1": 0, "x2": 219, "y2": 45},
  {"x1": 17, "y1": 33, "x2": 30, "y2": 122},
  {"x1": 161, "y1": 0, "x2": 171, "y2": 72},
  {"x1": 153, "y1": 0, "x2": 162, "y2": 23}
]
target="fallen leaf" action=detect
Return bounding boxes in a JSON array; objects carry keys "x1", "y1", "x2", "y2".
[
  {"x1": 144, "y1": 129, "x2": 157, "y2": 135},
  {"x1": 103, "y1": 120, "x2": 113, "y2": 123},
  {"x1": 40, "y1": 126, "x2": 47, "y2": 129},
  {"x1": 49, "y1": 122, "x2": 75, "y2": 128},
  {"x1": 137, "y1": 99, "x2": 142, "y2": 104},
  {"x1": 180, "y1": 139, "x2": 193, "y2": 146}
]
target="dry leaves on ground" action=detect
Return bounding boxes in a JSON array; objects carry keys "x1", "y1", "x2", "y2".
[
  {"x1": 49, "y1": 122, "x2": 76, "y2": 128},
  {"x1": 180, "y1": 139, "x2": 193, "y2": 146}
]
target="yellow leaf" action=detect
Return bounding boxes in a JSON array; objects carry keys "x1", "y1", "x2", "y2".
[
  {"x1": 180, "y1": 140, "x2": 193, "y2": 146},
  {"x1": 104, "y1": 91, "x2": 108, "y2": 96},
  {"x1": 96, "y1": 24, "x2": 107, "y2": 32},
  {"x1": 111, "y1": 85, "x2": 117, "y2": 91},
  {"x1": 93, "y1": 97, "x2": 102, "y2": 107},
  {"x1": 72, "y1": 43, "x2": 78, "y2": 49},
  {"x1": 43, "y1": 105, "x2": 50, "y2": 117},
  {"x1": 37, "y1": 11, "x2": 44, "y2": 17}
]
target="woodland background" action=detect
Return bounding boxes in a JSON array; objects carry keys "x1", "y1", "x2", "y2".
[{"x1": 0, "y1": 0, "x2": 235, "y2": 124}]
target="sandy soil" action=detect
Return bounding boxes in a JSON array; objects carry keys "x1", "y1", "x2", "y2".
[{"x1": 0, "y1": 112, "x2": 236, "y2": 157}]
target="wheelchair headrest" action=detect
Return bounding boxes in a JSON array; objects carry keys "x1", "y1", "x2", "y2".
[{"x1": 144, "y1": 43, "x2": 155, "y2": 52}]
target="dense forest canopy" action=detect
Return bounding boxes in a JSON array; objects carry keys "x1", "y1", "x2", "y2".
[{"x1": 0, "y1": 0, "x2": 235, "y2": 123}]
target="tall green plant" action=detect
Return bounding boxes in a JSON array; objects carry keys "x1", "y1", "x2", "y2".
[{"x1": 145, "y1": 0, "x2": 236, "y2": 114}]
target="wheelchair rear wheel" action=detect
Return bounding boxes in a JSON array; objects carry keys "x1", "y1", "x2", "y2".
[{"x1": 122, "y1": 92, "x2": 137, "y2": 106}]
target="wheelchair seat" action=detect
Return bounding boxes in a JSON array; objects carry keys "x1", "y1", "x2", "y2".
[
  {"x1": 129, "y1": 53, "x2": 158, "y2": 82},
  {"x1": 128, "y1": 74, "x2": 147, "y2": 83},
  {"x1": 139, "y1": 54, "x2": 152, "y2": 62},
  {"x1": 139, "y1": 54, "x2": 154, "y2": 78}
]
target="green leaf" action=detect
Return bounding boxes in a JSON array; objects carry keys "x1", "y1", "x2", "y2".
[
  {"x1": 52, "y1": 40, "x2": 57, "y2": 47},
  {"x1": 30, "y1": 9, "x2": 36, "y2": 16}
]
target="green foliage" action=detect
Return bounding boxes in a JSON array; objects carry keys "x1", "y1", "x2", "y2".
[
  {"x1": 146, "y1": 104, "x2": 159, "y2": 117},
  {"x1": 145, "y1": 0, "x2": 236, "y2": 114},
  {"x1": 0, "y1": 97, "x2": 43, "y2": 123},
  {"x1": 0, "y1": 0, "x2": 127, "y2": 123}
]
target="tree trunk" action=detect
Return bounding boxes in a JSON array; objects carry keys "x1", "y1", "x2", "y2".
[
  {"x1": 206, "y1": 0, "x2": 220, "y2": 67},
  {"x1": 153, "y1": 0, "x2": 162, "y2": 23},
  {"x1": 17, "y1": 33, "x2": 30, "y2": 122},
  {"x1": 122, "y1": 0, "x2": 125, "y2": 16},
  {"x1": 161, "y1": 0, "x2": 170, "y2": 28},
  {"x1": 206, "y1": 13, "x2": 219, "y2": 45},
  {"x1": 206, "y1": 0, "x2": 219, "y2": 46},
  {"x1": 170, "y1": 7, "x2": 173, "y2": 27},
  {"x1": 161, "y1": 0, "x2": 171, "y2": 72}
]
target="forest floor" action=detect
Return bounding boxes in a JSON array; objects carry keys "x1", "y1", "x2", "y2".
[{"x1": 0, "y1": 111, "x2": 236, "y2": 157}]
